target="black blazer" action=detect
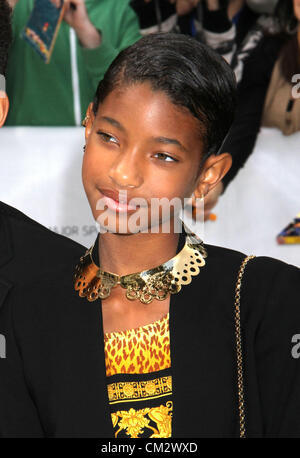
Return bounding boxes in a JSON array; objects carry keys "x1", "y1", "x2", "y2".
[{"x1": 0, "y1": 201, "x2": 300, "y2": 438}]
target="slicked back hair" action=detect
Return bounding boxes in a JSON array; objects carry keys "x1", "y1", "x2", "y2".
[{"x1": 93, "y1": 33, "x2": 237, "y2": 161}]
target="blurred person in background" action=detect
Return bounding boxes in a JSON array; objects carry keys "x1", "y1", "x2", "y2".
[
  {"x1": 204, "y1": 0, "x2": 300, "y2": 218},
  {"x1": 130, "y1": 0, "x2": 198, "y2": 35},
  {"x1": 196, "y1": 1, "x2": 278, "y2": 81},
  {"x1": 232, "y1": 0, "x2": 278, "y2": 77},
  {"x1": 235, "y1": 0, "x2": 278, "y2": 45},
  {"x1": 247, "y1": 0, "x2": 277, "y2": 15},
  {"x1": 131, "y1": 0, "x2": 248, "y2": 65},
  {"x1": 195, "y1": 0, "x2": 242, "y2": 65},
  {"x1": 5, "y1": 0, "x2": 141, "y2": 126}
]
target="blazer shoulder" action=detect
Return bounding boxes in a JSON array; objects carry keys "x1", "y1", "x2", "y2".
[
  {"x1": 201, "y1": 244, "x2": 299, "y2": 322},
  {"x1": 204, "y1": 243, "x2": 246, "y2": 260},
  {"x1": 203, "y1": 243, "x2": 299, "y2": 282},
  {"x1": 0, "y1": 201, "x2": 86, "y2": 277},
  {"x1": 243, "y1": 253, "x2": 299, "y2": 284},
  {"x1": 204, "y1": 243, "x2": 247, "y2": 272}
]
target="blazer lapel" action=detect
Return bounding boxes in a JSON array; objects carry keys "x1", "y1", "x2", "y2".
[
  {"x1": 170, "y1": 246, "x2": 241, "y2": 438},
  {"x1": 0, "y1": 278, "x2": 13, "y2": 312},
  {"x1": 170, "y1": 270, "x2": 221, "y2": 438},
  {"x1": 96, "y1": 299, "x2": 117, "y2": 438},
  {"x1": 82, "y1": 236, "x2": 114, "y2": 437},
  {"x1": 169, "y1": 272, "x2": 206, "y2": 437}
]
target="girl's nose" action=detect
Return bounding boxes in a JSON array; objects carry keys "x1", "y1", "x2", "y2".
[{"x1": 108, "y1": 150, "x2": 144, "y2": 190}]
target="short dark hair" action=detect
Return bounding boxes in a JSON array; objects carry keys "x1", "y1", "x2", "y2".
[
  {"x1": 0, "y1": 0, "x2": 12, "y2": 76},
  {"x1": 275, "y1": 0, "x2": 297, "y2": 34},
  {"x1": 93, "y1": 33, "x2": 237, "y2": 160},
  {"x1": 272, "y1": 0, "x2": 300, "y2": 82}
]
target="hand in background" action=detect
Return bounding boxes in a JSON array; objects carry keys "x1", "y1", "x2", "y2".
[
  {"x1": 204, "y1": 0, "x2": 220, "y2": 11},
  {"x1": 175, "y1": 0, "x2": 199, "y2": 16},
  {"x1": 50, "y1": 0, "x2": 101, "y2": 48},
  {"x1": 7, "y1": 0, "x2": 19, "y2": 8},
  {"x1": 228, "y1": 0, "x2": 245, "y2": 19}
]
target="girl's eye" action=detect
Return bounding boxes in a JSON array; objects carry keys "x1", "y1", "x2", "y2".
[
  {"x1": 97, "y1": 131, "x2": 119, "y2": 144},
  {"x1": 154, "y1": 152, "x2": 178, "y2": 162}
]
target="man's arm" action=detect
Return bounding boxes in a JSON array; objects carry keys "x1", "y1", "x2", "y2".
[{"x1": 78, "y1": 0, "x2": 141, "y2": 89}]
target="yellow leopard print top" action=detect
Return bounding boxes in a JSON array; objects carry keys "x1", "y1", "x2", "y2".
[
  {"x1": 104, "y1": 313, "x2": 172, "y2": 438},
  {"x1": 104, "y1": 313, "x2": 171, "y2": 376}
]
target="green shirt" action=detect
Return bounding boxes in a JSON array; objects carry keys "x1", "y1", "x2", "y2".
[{"x1": 6, "y1": 0, "x2": 141, "y2": 126}]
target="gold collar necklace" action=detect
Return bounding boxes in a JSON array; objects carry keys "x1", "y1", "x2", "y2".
[{"x1": 74, "y1": 231, "x2": 207, "y2": 304}]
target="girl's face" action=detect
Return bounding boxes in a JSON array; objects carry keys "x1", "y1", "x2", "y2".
[
  {"x1": 82, "y1": 83, "x2": 230, "y2": 234},
  {"x1": 294, "y1": 0, "x2": 300, "y2": 21}
]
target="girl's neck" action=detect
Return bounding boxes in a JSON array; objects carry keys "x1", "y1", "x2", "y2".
[{"x1": 98, "y1": 230, "x2": 180, "y2": 277}]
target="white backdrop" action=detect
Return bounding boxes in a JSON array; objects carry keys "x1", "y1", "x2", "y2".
[{"x1": 1, "y1": 126, "x2": 299, "y2": 267}]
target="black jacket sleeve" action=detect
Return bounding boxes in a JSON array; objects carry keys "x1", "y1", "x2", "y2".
[
  {"x1": 221, "y1": 35, "x2": 284, "y2": 191},
  {"x1": 0, "y1": 288, "x2": 45, "y2": 437},
  {"x1": 255, "y1": 261, "x2": 300, "y2": 437}
]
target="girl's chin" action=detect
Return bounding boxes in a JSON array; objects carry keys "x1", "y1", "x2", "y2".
[
  {"x1": 97, "y1": 226, "x2": 151, "y2": 235},
  {"x1": 92, "y1": 208, "x2": 179, "y2": 235}
]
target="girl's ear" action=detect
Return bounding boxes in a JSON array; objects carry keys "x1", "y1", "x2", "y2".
[
  {"x1": 0, "y1": 93, "x2": 9, "y2": 127},
  {"x1": 84, "y1": 102, "x2": 95, "y2": 141},
  {"x1": 193, "y1": 153, "x2": 232, "y2": 199}
]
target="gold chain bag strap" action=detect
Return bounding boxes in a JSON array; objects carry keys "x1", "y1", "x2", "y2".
[{"x1": 234, "y1": 254, "x2": 256, "y2": 438}]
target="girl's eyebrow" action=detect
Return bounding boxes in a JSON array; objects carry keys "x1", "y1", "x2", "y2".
[
  {"x1": 99, "y1": 116, "x2": 126, "y2": 132},
  {"x1": 99, "y1": 117, "x2": 187, "y2": 153},
  {"x1": 153, "y1": 136, "x2": 187, "y2": 153}
]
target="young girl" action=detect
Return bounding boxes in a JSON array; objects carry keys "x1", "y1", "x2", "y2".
[{"x1": 1, "y1": 33, "x2": 299, "y2": 439}]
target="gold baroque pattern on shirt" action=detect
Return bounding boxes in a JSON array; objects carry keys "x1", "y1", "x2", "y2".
[
  {"x1": 108, "y1": 375, "x2": 172, "y2": 403},
  {"x1": 112, "y1": 401, "x2": 173, "y2": 438},
  {"x1": 104, "y1": 313, "x2": 170, "y2": 376}
]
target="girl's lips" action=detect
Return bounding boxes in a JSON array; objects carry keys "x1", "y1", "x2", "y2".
[
  {"x1": 99, "y1": 187, "x2": 125, "y2": 202},
  {"x1": 99, "y1": 193, "x2": 138, "y2": 213}
]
